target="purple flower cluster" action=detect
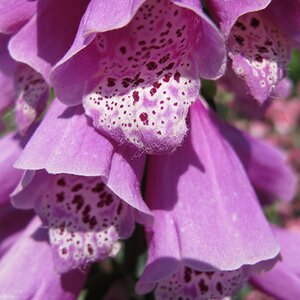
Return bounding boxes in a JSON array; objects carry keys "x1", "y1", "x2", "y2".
[{"x1": 0, "y1": 0, "x2": 299, "y2": 299}]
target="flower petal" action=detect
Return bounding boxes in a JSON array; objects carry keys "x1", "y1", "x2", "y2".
[
  {"x1": 14, "y1": 99, "x2": 151, "y2": 218},
  {"x1": 34, "y1": 173, "x2": 135, "y2": 273},
  {"x1": 155, "y1": 266, "x2": 245, "y2": 300},
  {"x1": 0, "y1": 217, "x2": 86, "y2": 300},
  {"x1": 223, "y1": 124, "x2": 297, "y2": 204},
  {"x1": 15, "y1": 64, "x2": 49, "y2": 135},
  {"x1": 51, "y1": 0, "x2": 225, "y2": 152},
  {"x1": 0, "y1": 203, "x2": 33, "y2": 257},
  {"x1": 8, "y1": 0, "x2": 89, "y2": 82},
  {"x1": 15, "y1": 99, "x2": 114, "y2": 176},
  {"x1": 0, "y1": 0, "x2": 37, "y2": 34},
  {"x1": 250, "y1": 226, "x2": 300, "y2": 300},
  {"x1": 0, "y1": 133, "x2": 23, "y2": 205},
  {"x1": 141, "y1": 99, "x2": 279, "y2": 276},
  {"x1": 228, "y1": 12, "x2": 292, "y2": 103},
  {"x1": 205, "y1": 0, "x2": 271, "y2": 36},
  {"x1": 265, "y1": 0, "x2": 300, "y2": 48},
  {"x1": 0, "y1": 34, "x2": 17, "y2": 113}
]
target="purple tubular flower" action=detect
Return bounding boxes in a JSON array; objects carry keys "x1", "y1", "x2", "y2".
[
  {"x1": 136, "y1": 99, "x2": 279, "y2": 298},
  {"x1": 50, "y1": 0, "x2": 226, "y2": 153},
  {"x1": 221, "y1": 123, "x2": 297, "y2": 205},
  {"x1": 8, "y1": 0, "x2": 90, "y2": 83},
  {"x1": 0, "y1": 0, "x2": 37, "y2": 34},
  {"x1": 206, "y1": 0, "x2": 300, "y2": 103},
  {"x1": 0, "y1": 217, "x2": 86, "y2": 300},
  {"x1": 12, "y1": 99, "x2": 152, "y2": 272},
  {"x1": 0, "y1": 33, "x2": 50, "y2": 135},
  {"x1": 220, "y1": 65, "x2": 292, "y2": 119},
  {"x1": 250, "y1": 226, "x2": 300, "y2": 300}
]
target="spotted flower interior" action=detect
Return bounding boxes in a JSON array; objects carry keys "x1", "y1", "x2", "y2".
[
  {"x1": 83, "y1": 0, "x2": 205, "y2": 153},
  {"x1": 228, "y1": 12, "x2": 291, "y2": 102}
]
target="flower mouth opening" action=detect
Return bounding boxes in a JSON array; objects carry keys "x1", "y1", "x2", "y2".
[{"x1": 82, "y1": 0, "x2": 202, "y2": 153}]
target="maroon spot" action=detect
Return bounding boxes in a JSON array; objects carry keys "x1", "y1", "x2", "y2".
[
  {"x1": 176, "y1": 29, "x2": 182, "y2": 37},
  {"x1": 105, "y1": 194, "x2": 114, "y2": 206},
  {"x1": 234, "y1": 35, "x2": 245, "y2": 46},
  {"x1": 159, "y1": 53, "x2": 170, "y2": 64},
  {"x1": 107, "y1": 77, "x2": 116, "y2": 87},
  {"x1": 83, "y1": 205, "x2": 91, "y2": 216},
  {"x1": 87, "y1": 244, "x2": 94, "y2": 255},
  {"x1": 133, "y1": 91, "x2": 140, "y2": 104},
  {"x1": 72, "y1": 195, "x2": 85, "y2": 212},
  {"x1": 265, "y1": 39, "x2": 273, "y2": 46},
  {"x1": 216, "y1": 282, "x2": 223, "y2": 295},
  {"x1": 61, "y1": 248, "x2": 68, "y2": 255},
  {"x1": 199, "y1": 279, "x2": 209, "y2": 294},
  {"x1": 139, "y1": 112, "x2": 149, "y2": 125},
  {"x1": 120, "y1": 46, "x2": 126, "y2": 54},
  {"x1": 146, "y1": 61, "x2": 158, "y2": 70},
  {"x1": 71, "y1": 183, "x2": 83, "y2": 192},
  {"x1": 57, "y1": 178, "x2": 66, "y2": 187},
  {"x1": 255, "y1": 45, "x2": 268, "y2": 54},
  {"x1": 117, "y1": 202, "x2": 123, "y2": 215},
  {"x1": 255, "y1": 54, "x2": 263, "y2": 62},
  {"x1": 91, "y1": 183, "x2": 105, "y2": 193},
  {"x1": 250, "y1": 17, "x2": 260, "y2": 28},
  {"x1": 235, "y1": 21, "x2": 246, "y2": 31},
  {"x1": 89, "y1": 216, "x2": 98, "y2": 229},
  {"x1": 56, "y1": 192, "x2": 65, "y2": 203},
  {"x1": 184, "y1": 267, "x2": 192, "y2": 283},
  {"x1": 163, "y1": 73, "x2": 171, "y2": 82},
  {"x1": 206, "y1": 272, "x2": 214, "y2": 279},
  {"x1": 174, "y1": 71, "x2": 181, "y2": 83},
  {"x1": 165, "y1": 62, "x2": 175, "y2": 70}
]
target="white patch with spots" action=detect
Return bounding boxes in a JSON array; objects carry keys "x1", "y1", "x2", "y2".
[
  {"x1": 83, "y1": 0, "x2": 202, "y2": 153},
  {"x1": 228, "y1": 12, "x2": 291, "y2": 102},
  {"x1": 14, "y1": 65, "x2": 48, "y2": 135},
  {"x1": 155, "y1": 266, "x2": 246, "y2": 300},
  {"x1": 36, "y1": 175, "x2": 135, "y2": 273}
]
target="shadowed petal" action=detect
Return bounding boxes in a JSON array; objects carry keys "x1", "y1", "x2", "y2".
[
  {"x1": 0, "y1": 133, "x2": 23, "y2": 205},
  {"x1": 0, "y1": 0, "x2": 37, "y2": 34},
  {"x1": 137, "y1": 99, "x2": 279, "y2": 296},
  {"x1": 0, "y1": 34, "x2": 17, "y2": 113},
  {"x1": 8, "y1": 0, "x2": 89, "y2": 82},
  {"x1": 14, "y1": 99, "x2": 151, "y2": 218},
  {"x1": 222, "y1": 124, "x2": 297, "y2": 204},
  {"x1": 0, "y1": 217, "x2": 86, "y2": 299},
  {"x1": 250, "y1": 226, "x2": 300, "y2": 300}
]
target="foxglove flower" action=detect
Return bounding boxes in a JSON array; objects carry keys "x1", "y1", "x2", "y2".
[
  {"x1": 49, "y1": 0, "x2": 226, "y2": 153},
  {"x1": 0, "y1": 131, "x2": 85, "y2": 299},
  {"x1": 222, "y1": 122, "x2": 297, "y2": 204},
  {"x1": 136, "y1": 100, "x2": 279, "y2": 298},
  {"x1": 250, "y1": 226, "x2": 300, "y2": 300},
  {"x1": 12, "y1": 99, "x2": 152, "y2": 273},
  {"x1": 0, "y1": 33, "x2": 49, "y2": 135},
  {"x1": 206, "y1": 0, "x2": 300, "y2": 103}
]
